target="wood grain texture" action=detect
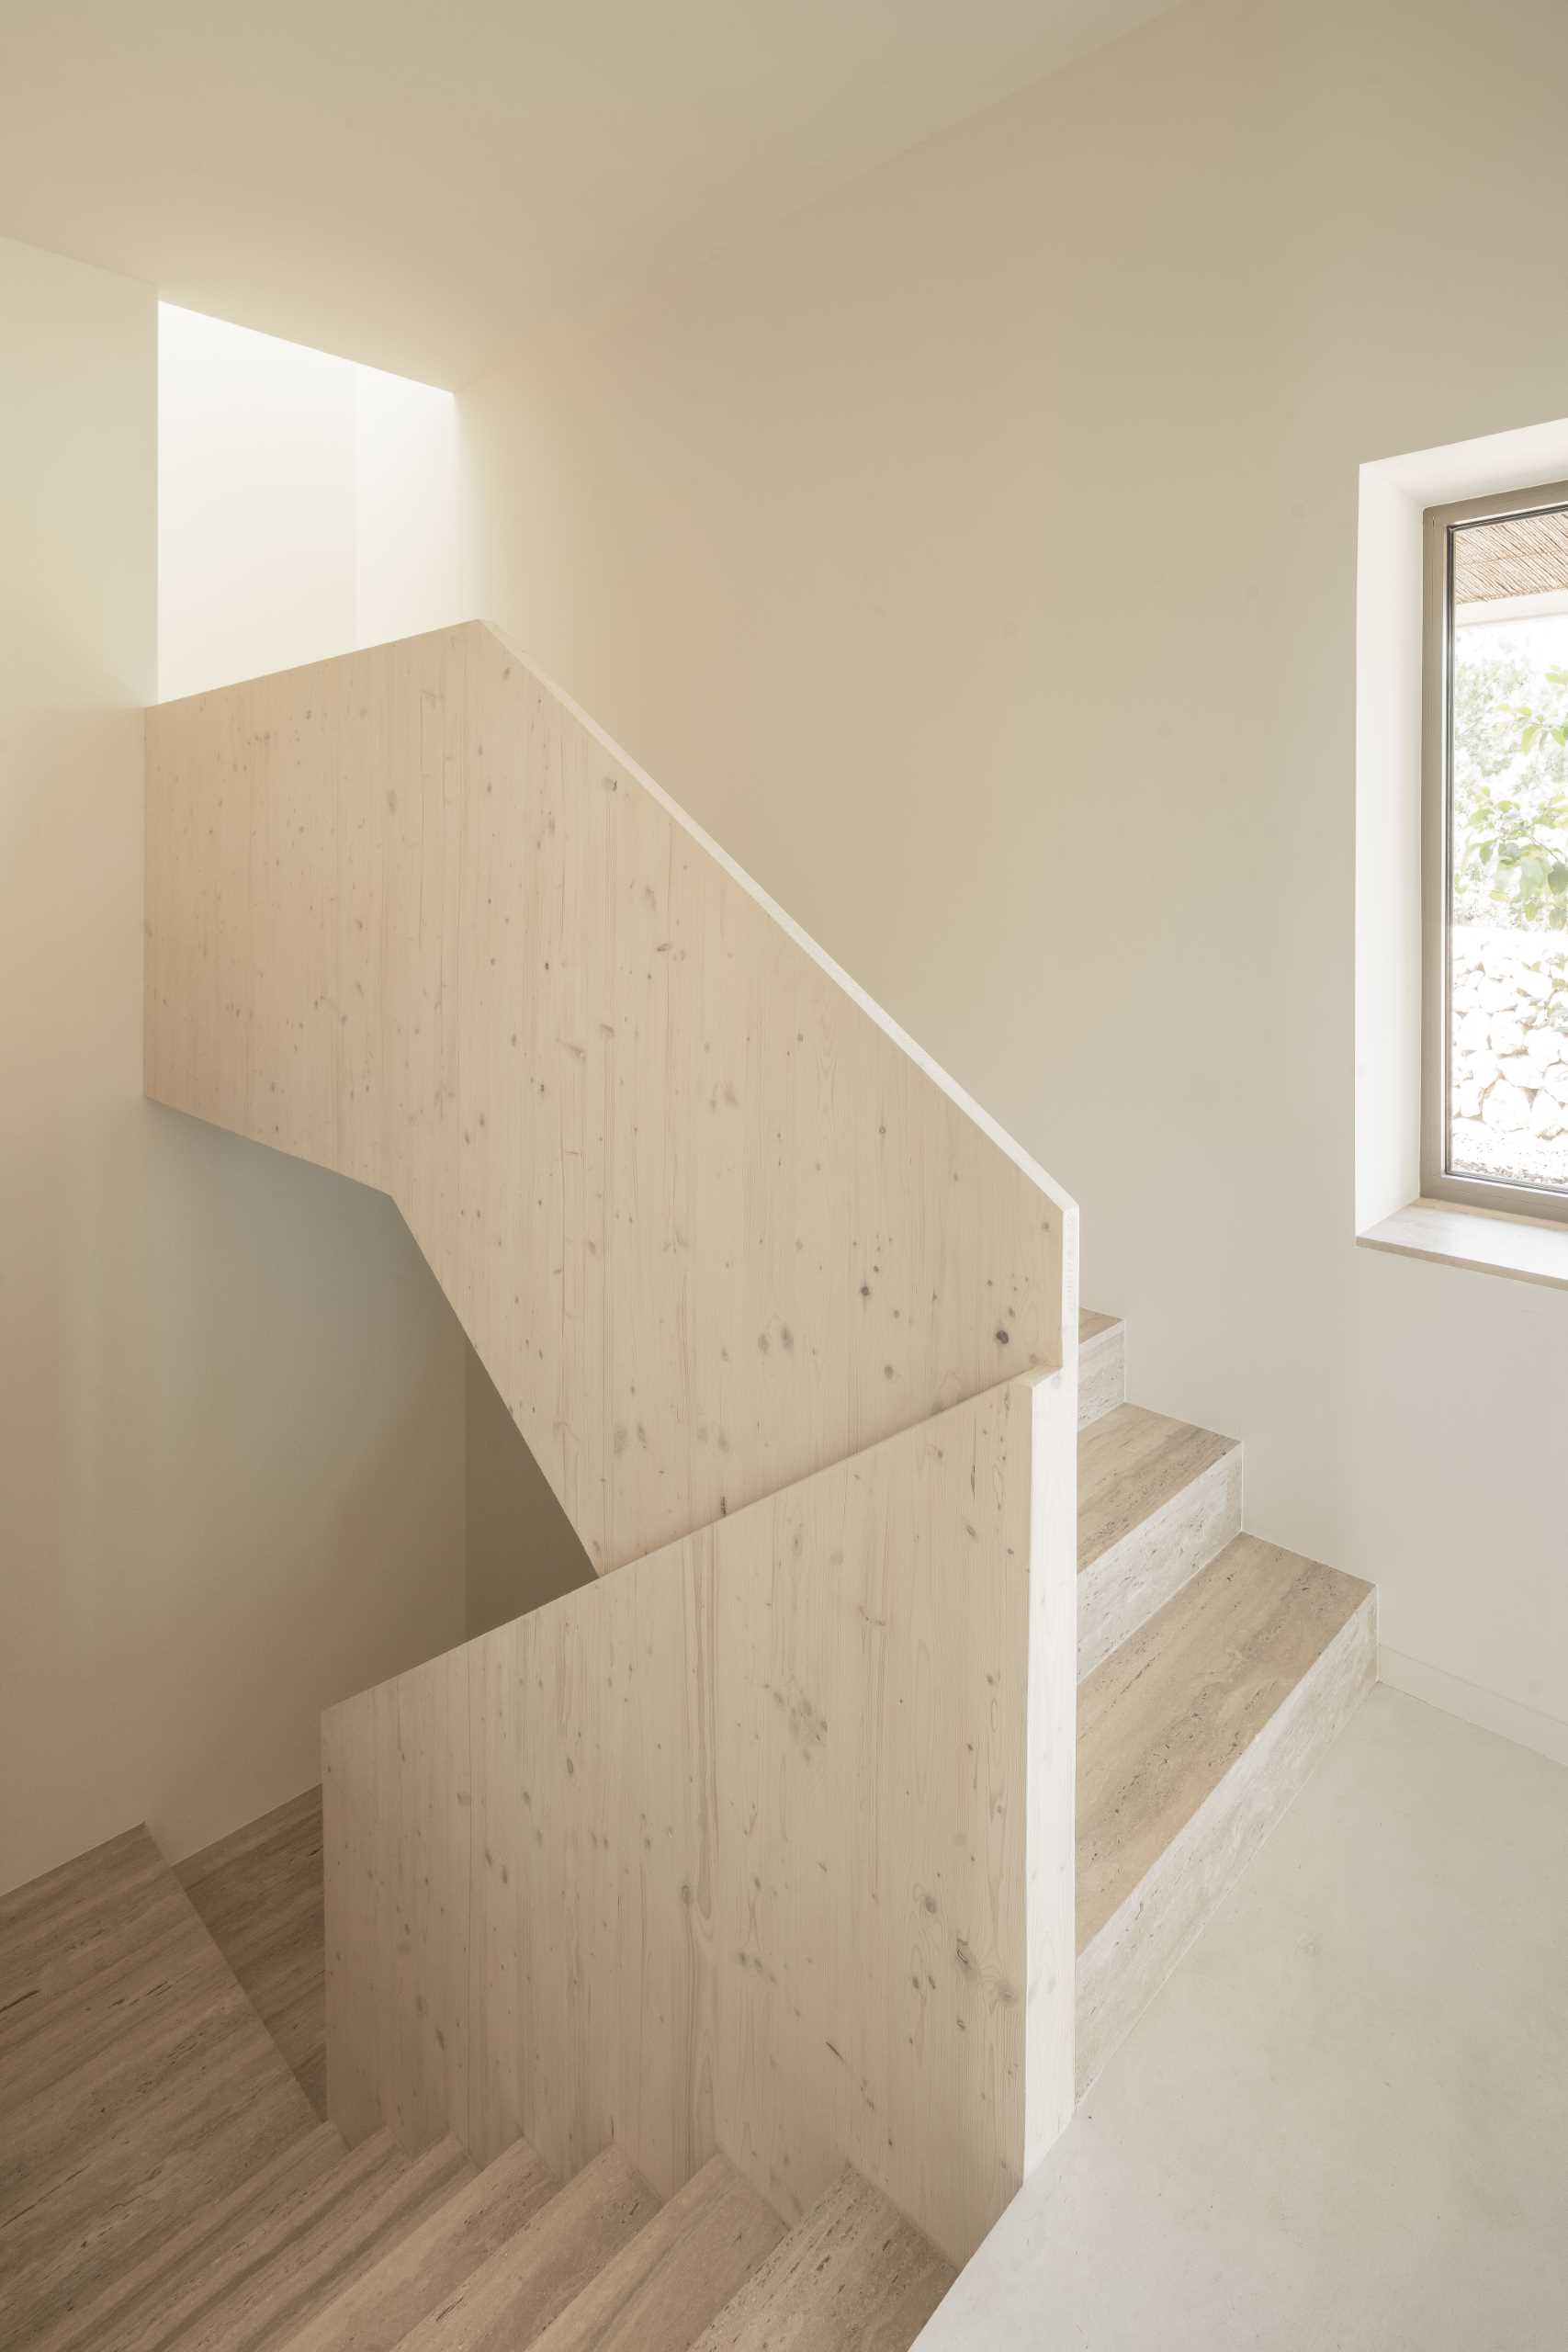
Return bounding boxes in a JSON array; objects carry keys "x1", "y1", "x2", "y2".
[
  {"x1": 324, "y1": 1370, "x2": 1077, "y2": 2267},
  {"x1": 388, "y1": 2146, "x2": 661, "y2": 2352},
  {"x1": 525, "y1": 2153, "x2": 784, "y2": 2352},
  {"x1": 1077, "y1": 1534, "x2": 1376, "y2": 2091},
  {"x1": 688, "y1": 2166, "x2": 954, "y2": 2352},
  {"x1": 145, "y1": 622, "x2": 1076, "y2": 1577},
  {"x1": 1077, "y1": 1405, "x2": 1242, "y2": 1679},
  {"x1": 178, "y1": 1785, "x2": 327, "y2": 2113},
  {"x1": 0, "y1": 1826, "x2": 321, "y2": 2349}
]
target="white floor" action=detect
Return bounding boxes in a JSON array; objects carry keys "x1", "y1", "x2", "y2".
[{"x1": 919, "y1": 1687, "x2": 1568, "y2": 2350}]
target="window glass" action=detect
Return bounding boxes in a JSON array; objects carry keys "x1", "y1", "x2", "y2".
[{"x1": 1447, "y1": 505, "x2": 1568, "y2": 1198}]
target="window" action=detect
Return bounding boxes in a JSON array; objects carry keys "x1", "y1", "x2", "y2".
[{"x1": 1424, "y1": 483, "x2": 1568, "y2": 1223}]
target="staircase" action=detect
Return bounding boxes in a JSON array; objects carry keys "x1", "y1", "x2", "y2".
[
  {"x1": 0, "y1": 622, "x2": 1380, "y2": 2342},
  {"x1": 0, "y1": 1297, "x2": 1373, "y2": 2346},
  {"x1": 0, "y1": 1829, "x2": 954, "y2": 2351},
  {"x1": 1070, "y1": 1310, "x2": 1374, "y2": 2096}
]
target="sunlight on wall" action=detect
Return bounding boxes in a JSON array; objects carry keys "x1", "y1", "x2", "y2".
[{"x1": 158, "y1": 304, "x2": 462, "y2": 702}]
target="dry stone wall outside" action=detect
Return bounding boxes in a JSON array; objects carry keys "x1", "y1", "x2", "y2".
[{"x1": 1450, "y1": 924, "x2": 1568, "y2": 1191}]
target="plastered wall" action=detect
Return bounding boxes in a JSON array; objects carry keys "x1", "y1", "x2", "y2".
[{"x1": 458, "y1": 0, "x2": 1568, "y2": 1753}]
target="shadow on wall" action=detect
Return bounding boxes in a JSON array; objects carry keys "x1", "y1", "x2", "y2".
[{"x1": 466, "y1": 1341, "x2": 595, "y2": 1635}]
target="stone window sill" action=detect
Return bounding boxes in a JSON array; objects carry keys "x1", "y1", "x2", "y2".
[{"x1": 1357, "y1": 1198, "x2": 1568, "y2": 1291}]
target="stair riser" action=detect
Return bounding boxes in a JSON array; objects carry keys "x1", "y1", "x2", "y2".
[
  {"x1": 1076, "y1": 1591, "x2": 1376, "y2": 2095},
  {"x1": 1077, "y1": 1448, "x2": 1242, "y2": 1681},
  {"x1": 1077, "y1": 1327, "x2": 1124, "y2": 1429}
]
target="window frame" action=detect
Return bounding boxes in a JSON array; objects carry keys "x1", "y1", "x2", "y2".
[{"x1": 1421, "y1": 477, "x2": 1568, "y2": 1227}]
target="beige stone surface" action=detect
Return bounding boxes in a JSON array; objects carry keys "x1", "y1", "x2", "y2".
[
  {"x1": 1077, "y1": 1404, "x2": 1242, "y2": 1678},
  {"x1": 691, "y1": 2167, "x2": 953, "y2": 2352},
  {"x1": 1077, "y1": 1537, "x2": 1375, "y2": 2090},
  {"x1": 918, "y1": 1690, "x2": 1568, "y2": 2350}
]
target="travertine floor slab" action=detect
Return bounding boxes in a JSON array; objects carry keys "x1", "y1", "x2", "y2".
[{"x1": 917, "y1": 1690, "x2": 1568, "y2": 2350}]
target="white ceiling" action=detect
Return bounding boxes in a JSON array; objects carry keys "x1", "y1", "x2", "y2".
[{"x1": 0, "y1": 0, "x2": 1179, "y2": 385}]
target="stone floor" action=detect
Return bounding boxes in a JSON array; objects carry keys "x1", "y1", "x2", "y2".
[{"x1": 916, "y1": 1686, "x2": 1568, "y2": 2349}]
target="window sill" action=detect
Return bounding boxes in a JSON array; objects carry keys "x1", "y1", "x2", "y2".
[{"x1": 1358, "y1": 1198, "x2": 1568, "y2": 1291}]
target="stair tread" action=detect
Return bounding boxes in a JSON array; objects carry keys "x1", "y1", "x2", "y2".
[
  {"x1": 525, "y1": 2153, "x2": 784, "y2": 2352},
  {"x1": 388, "y1": 2144, "x2": 661, "y2": 2352},
  {"x1": 1077, "y1": 1532, "x2": 1374, "y2": 1954},
  {"x1": 1077, "y1": 1402, "x2": 1238, "y2": 1573},
  {"x1": 1077, "y1": 1307, "x2": 1122, "y2": 1343},
  {"x1": 278, "y1": 2132, "x2": 558, "y2": 2352},
  {"x1": 90, "y1": 2129, "x2": 406, "y2": 2352},
  {"x1": 138, "y1": 2132, "x2": 473, "y2": 2352},
  {"x1": 27, "y1": 2122, "x2": 348, "y2": 2352},
  {"x1": 689, "y1": 2168, "x2": 953, "y2": 2352}
]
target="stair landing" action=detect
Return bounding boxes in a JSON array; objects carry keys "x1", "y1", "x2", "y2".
[{"x1": 0, "y1": 1825, "x2": 319, "y2": 2347}]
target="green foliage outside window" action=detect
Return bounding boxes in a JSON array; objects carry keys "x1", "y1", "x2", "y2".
[{"x1": 1453, "y1": 641, "x2": 1568, "y2": 931}]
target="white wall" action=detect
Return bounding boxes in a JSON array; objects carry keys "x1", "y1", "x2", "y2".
[
  {"x1": 459, "y1": 0, "x2": 1568, "y2": 1751},
  {"x1": 159, "y1": 305, "x2": 357, "y2": 701},
  {"x1": 355, "y1": 361, "x2": 466, "y2": 650},
  {"x1": 158, "y1": 303, "x2": 464, "y2": 700},
  {"x1": 0, "y1": 234, "x2": 470, "y2": 1894}
]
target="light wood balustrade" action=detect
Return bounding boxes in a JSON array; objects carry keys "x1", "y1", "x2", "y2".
[
  {"x1": 323, "y1": 1368, "x2": 1077, "y2": 2268},
  {"x1": 146, "y1": 622, "x2": 1076, "y2": 1575},
  {"x1": 145, "y1": 622, "x2": 1079, "y2": 2269}
]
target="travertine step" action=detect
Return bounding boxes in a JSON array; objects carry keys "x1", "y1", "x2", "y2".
[
  {"x1": 525, "y1": 2153, "x2": 785, "y2": 2352},
  {"x1": 0, "y1": 1826, "x2": 186, "y2": 2027},
  {"x1": 29, "y1": 2123, "x2": 347, "y2": 2352},
  {"x1": 1077, "y1": 1308, "x2": 1125, "y2": 1428},
  {"x1": 1076, "y1": 1532, "x2": 1375, "y2": 2094},
  {"x1": 278, "y1": 2132, "x2": 558, "y2": 2350},
  {"x1": 1077, "y1": 1402, "x2": 1241, "y2": 1678},
  {"x1": 389, "y1": 2144, "x2": 662, "y2": 2350},
  {"x1": 147, "y1": 2131, "x2": 475, "y2": 2352},
  {"x1": 0, "y1": 1826, "x2": 321, "y2": 2349},
  {"x1": 690, "y1": 2167, "x2": 953, "y2": 2352}
]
